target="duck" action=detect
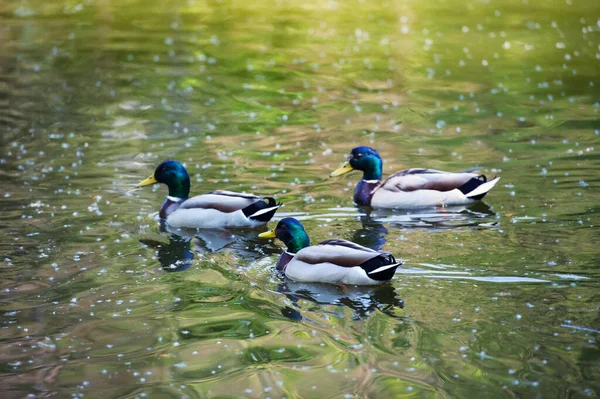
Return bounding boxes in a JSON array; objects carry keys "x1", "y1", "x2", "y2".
[
  {"x1": 137, "y1": 160, "x2": 280, "y2": 229},
  {"x1": 259, "y1": 218, "x2": 402, "y2": 285},
  {"x1": 330, "y1": 146, "x2": 500, "y2": 209}
]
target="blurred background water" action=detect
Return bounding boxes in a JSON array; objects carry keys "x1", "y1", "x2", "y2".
[{"x1": 1, "y1": 0, "x2": 599, "y2": 398}]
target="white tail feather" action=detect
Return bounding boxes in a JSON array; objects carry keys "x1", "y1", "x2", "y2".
[
  {"x1": 367, "y1": 262, "x2": 402, "y2": 275},
  {"x1": 466, "y1": 176, "x2": 500, "y2": 198},
  {"x1": 249, "y1": 205, "x2": 280, "y2": 218}
]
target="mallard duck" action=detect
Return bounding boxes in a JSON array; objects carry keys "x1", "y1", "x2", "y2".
[
  {"x1": 259, "y1": 218, "x2": 401, "y2": 285},
  {"x1": 330, "y1": 146, "x2": 500, "y2": 208},
  {"x1": 137, "y1": 160, "x2": 280, "y2": 229}
]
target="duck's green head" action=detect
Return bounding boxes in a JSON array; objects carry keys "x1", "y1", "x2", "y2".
[
  {"x1": 259, "y1": 217, "x2": 310, "y2": 253},
  {"x1": 137, "y1": 160, "x2": 190, "y2": 199},
  {"x1": 330, "y1": 146, "x2": 383, "y2": 180}
]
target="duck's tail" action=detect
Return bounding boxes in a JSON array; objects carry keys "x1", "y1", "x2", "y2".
[
  {"x1": 361, "y1": 253, "x2": 403, "y2": 281},
  {"x1": 243, "y1": 197, "x2": 281, "y2": 223},
  {"x1": 458, "y1": 175, "x2": 501, "y2": 201}
]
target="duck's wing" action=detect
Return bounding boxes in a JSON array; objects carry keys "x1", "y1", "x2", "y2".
[
  {"x1": 179, "y1": 190, "x2": 268, "y2": 213},
  {"x1": 379, "y1": 168, "x2": 481, "y2": 193},
  {"x1": 295, "y1": 239, "x2": 387, "y2": 268}
]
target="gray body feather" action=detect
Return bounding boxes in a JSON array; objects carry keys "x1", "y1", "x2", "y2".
[
  {"x1": 378, "y1": 168, "x2": 479, "y2": 193},
  {"x1": 179, "y1": 190, "x2": 264, "y2": 212}
]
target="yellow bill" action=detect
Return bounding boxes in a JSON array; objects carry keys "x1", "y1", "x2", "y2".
[
  {"x1": 258, "y1": 230, "x2": 276, "y2": 238},
  {"x1": 137, "y1": 174, "x2": 158, "y2": 187},
  {"x1": 330, "y1": 161, "x2": 354, "y2": 177}
]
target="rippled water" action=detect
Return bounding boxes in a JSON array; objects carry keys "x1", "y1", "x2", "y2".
[{"x1": 1, "y1": 0, "x2": 599, "y2": 397}]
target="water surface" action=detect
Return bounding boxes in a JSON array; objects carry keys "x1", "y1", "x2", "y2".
[{"x1": 1, "y1": 0, "x2": 599, "y2": 398}]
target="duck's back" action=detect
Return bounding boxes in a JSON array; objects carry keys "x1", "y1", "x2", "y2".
[{"x1": 179, "y1": 190, "x2": 262, "y2": 212}]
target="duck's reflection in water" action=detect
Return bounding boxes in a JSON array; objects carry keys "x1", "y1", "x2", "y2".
[
  {"x1": 351, "y1": 210, "x2": 390, "y2": 251},
  {"x1": 139, "y1": 234, "x2": 194, "y2": 273},
  {"x1": 277, "y1": 281, "x2": 404, "y2": 321},
  {"x1": 182, "y1": 227, "x2": 280, "y2": 261},
  {"x1": 140, "y1": 222, "x2": 281, "y2": 272},
  {"x1": 362, "y1": 201, "x2": 497, "y2": 232}
]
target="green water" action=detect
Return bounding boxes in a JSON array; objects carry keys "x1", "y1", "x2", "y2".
[{"x1": 1, "y1": 0, "x2": 599, "y2": 397}]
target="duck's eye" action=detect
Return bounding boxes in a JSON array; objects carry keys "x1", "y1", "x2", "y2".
[{"x1": 356, "y1": 153, "x2": 364, "y2": 158}]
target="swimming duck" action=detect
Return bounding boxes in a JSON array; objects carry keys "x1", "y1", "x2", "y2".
[
  {"x1": 259, "y1": 218, "x2": 401, "y2": 285},
  {"x1": 137, "y1": 160, "x2": 280, "y2": 229},
  {"x1": 330, "y1": 146, "x2": 500, "y2": 208}
]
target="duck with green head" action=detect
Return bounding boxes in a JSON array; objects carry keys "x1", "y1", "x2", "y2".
[
  {"x1": 330, "y1": 146, "x2": 500, "y2": 208},
  {"x1": 259, "y1": 217, "x2": 401, "y2": 285},
  {"x1": 137, "y1": 160, "x2": 280, "y2": 229}
]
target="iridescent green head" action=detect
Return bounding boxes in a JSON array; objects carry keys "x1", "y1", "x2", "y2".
[
  {"x1": 137, "y1": 160, "x2": 191, "y2": 199},
  {"x1": 259, "y1": 217, "x2": 310, "y2": 253},
  {"x1": 330, "y1": 146, "x2": 383, "y2": 180}
]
